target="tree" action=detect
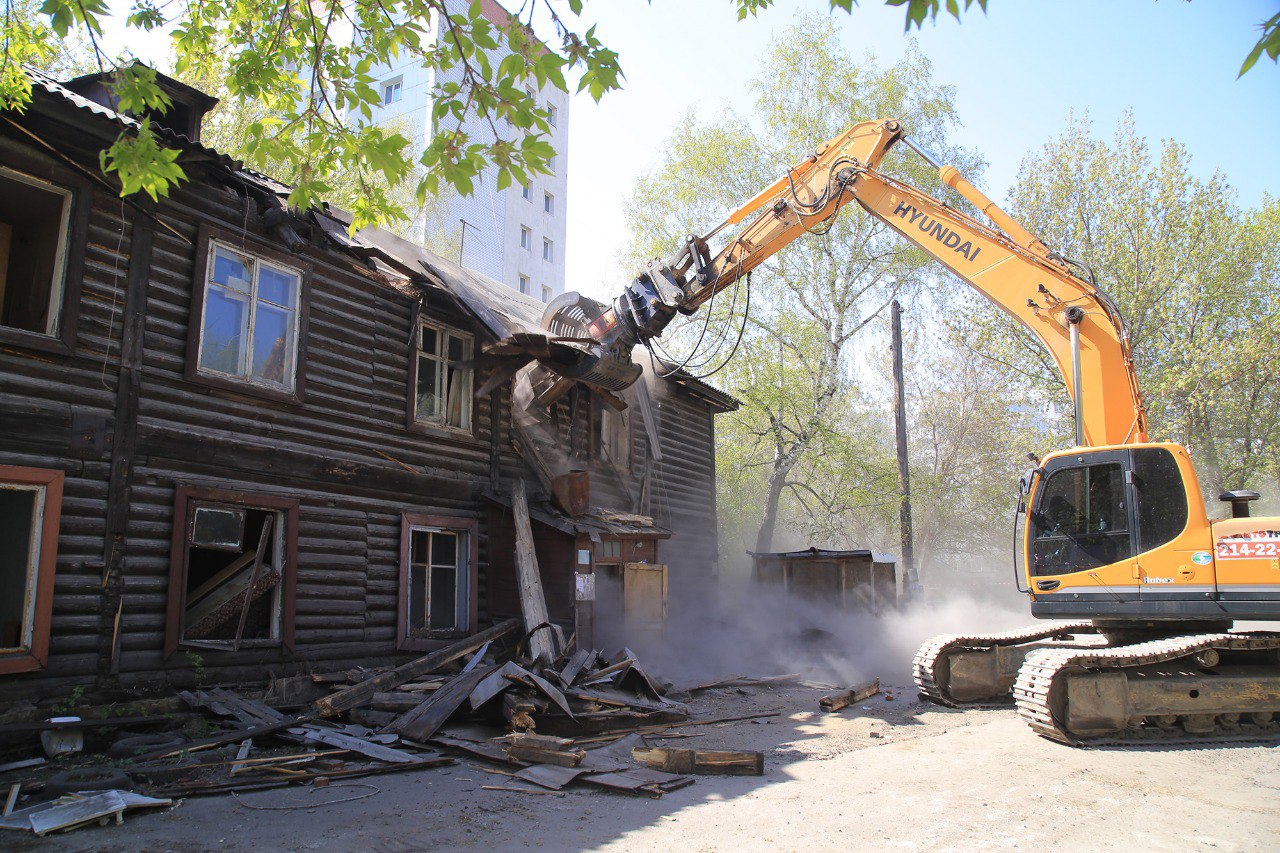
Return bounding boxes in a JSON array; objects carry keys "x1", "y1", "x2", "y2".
[
  {"x1": 625, "y1": 17, "x2": 981, "y2": 554},
  {"x1": 1, "y1": 0, "x2": 1268, "y2": 229},
  {"x1": 954, "y1": 115, "x2": 1280, "y2": 499},
  {"x1": 175, "y1": 46, "x2": 459, "y2": 251}
]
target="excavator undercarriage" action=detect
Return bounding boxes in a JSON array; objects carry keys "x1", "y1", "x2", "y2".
[{"x1": 914, "y1": 624, "x2": 1280, "y2": 744}]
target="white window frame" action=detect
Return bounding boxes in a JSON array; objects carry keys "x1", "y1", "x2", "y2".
[
  {"x1": 521, "y1": 184, "x2": 530, "y2": 200},
  {"x1": 543, "y1": 192, "x2": 554, "y2": 214},
  {"x1": 0, "y1": 167, "x2": 73, "y2": 338},
  {"x1": 405, "y1": 524, "x2": 471, "y2": 638},
  {"x1": 413, "y1": 319, "x2": 474, "y2": 432},
  {"x1": 382, "y1": 78, "x2": 403, "y2": 105},
  {"x1": 197, "y1": 240, "x2": 303, "y2": 393},
  {"x1": 547, "y1": 104, "x2": 557, "y2": 127},
  {"x1": 520, "y1": 226, "x2": 532, "y2": 251},
  {"x1": 542, "y1": 238, "x2": 553, "y2": 262},
  {"x1": 541, "y1": 284, "x2": 552, "y2": 303},
  {"x1": 518, "y1": 274, "x2": 530, "y2": 295}
]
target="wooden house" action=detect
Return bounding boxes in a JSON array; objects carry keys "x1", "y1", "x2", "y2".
[{"x1": 0, "y1": 66, "x2": 736, "y2": 704}]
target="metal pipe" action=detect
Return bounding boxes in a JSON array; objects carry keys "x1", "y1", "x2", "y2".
[
  {"x1": 899, "y1": 135, "x2": 943, "y2": 170},
  {"x1": 1068, "y1": 309, "x2": 1085, "y2": 447}
]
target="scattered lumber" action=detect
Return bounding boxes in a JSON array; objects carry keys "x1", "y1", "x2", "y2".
[
  {"x1": 632, "y1": 747, "x2": 764, "y2": 777},
  {"x1": 503, "y1": 732, "x2": 585, "y2": 767},
  {"x1": 314, "y1": 618, "x2": 520, "y2": 717},
  {"x1": 819, "y1": 678, "x2": 880, "y2": 713},
  {"x1": 384, "y1": 665, "x2": 498, "y2": 742}
]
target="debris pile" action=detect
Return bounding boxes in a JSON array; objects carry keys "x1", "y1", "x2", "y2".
[{"x1": 0, "y1": 613, "x2": 780, "y2": 834}]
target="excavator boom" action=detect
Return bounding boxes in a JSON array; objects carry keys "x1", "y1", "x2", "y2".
[{"x1": 603, "y1": 118, "x2": 1146, "y2": 447}]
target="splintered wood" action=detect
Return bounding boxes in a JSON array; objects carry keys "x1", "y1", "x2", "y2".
[
  {"x1": 631, "y1": 747, "x2": 764, "y2": 776},
  {"x1": 819, "y1": 678, "x2": 881, "y2": 712}
]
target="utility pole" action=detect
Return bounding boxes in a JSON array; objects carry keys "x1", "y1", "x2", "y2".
[{"x1": 891, "y1": 299, "x2": 920, "y2": 601}]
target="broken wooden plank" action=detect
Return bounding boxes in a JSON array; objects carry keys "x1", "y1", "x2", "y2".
[
  {"x1": 134, "y1": 713, "x2": 316, "y2": 761},
  {"x1": 469, "y1": 661, "x2": 526, "y2": 710},
  {"x1": 632, "y1": 747, "x2": 764, "y2": 776},
  {"x1": 570, "y1": 710, "x2": 783, "y2": 743},
  {"x1": 371, "y1": 692, "x2": 428, "y2": 713},
  {"x1": 294, "y1": 727, "x2": 422, "y2": 763},
  {"x1": 504, "y1": 668, "x2": 576, "y2": 719},
  {"x1": 384, "y1": 665, "x2": 498, "y2": 742},
  {"x1": 29, "y1": 791, "x2": 127, "y2": 836},
  {"x1": 513, "y1": 763, "x2": 586, "y2": 790},
  {"x1": 228, "y1": 738, "x2": 255, "y2": 777},
  {"x1": 314, "y1": 618, "x2": 520, "y2": 717},
  {"x1": 506, "y1": 744, "x2": 585, "y2": 767},
  {"x1": 2, "y1": 784, "x2": 18, "y2": 818},
  {"x1": 185, "y1": 549, "x2": 259, "y2": 606},
  {"x1": 579, "y1": 657, "x2": 635, "y2": 687},
  {"x1": 147, "y1": 755, "x2": 453, "y2": 799},
  {"x1": 184, "y1": 567, "x2": 280, "y2": 640},
  {"x1": 510, "y1": 480, "x2": 556, "y2": 663},
  {"x1": 819, "y1": 678, "x2": 880, "y2": 713},
  {"x1": 559, "y1": 648, "x2": 593, "y2": 687}
]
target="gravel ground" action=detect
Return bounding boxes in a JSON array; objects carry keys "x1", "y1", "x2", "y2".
[{"x1": 11, "y1": 673, "x2": 1278, "y2": 852}]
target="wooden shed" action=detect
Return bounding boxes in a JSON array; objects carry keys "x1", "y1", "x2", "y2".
[{"x1": 749, "y1": 548, "x2": 899, "y2": 614}]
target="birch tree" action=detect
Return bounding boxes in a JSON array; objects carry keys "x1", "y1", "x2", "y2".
[{"x1": 625, "y1": 17, "x2": 980, "y2": 554}]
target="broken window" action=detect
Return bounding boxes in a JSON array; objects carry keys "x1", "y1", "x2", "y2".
[
  {"x1": 196, "y1": 242, "x2": 302, "y2": 392},
  {"x1": 0, "y1": 168, "x2": 73, "y2": 337},
  {"x1": 414, "y1": 320, "x2": 473, "y2": 431},
  {"x1": 163, "y1": 488, "x2": 298, "y2": 658},
  {"x1": 0, "y1": 467, "x2": 62, "y2": 675},
  {"x1": 399, "y1": 515, "x2": 475, "y2": 649}
]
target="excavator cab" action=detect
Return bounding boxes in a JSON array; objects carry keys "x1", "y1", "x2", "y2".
[{"x1": 1021, "y1": 441, "x2": 1280, "y2": 623}]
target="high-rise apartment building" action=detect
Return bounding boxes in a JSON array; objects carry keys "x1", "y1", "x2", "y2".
[{"x1": 356, "y1": 0, "x2": 569, "y2": 302}]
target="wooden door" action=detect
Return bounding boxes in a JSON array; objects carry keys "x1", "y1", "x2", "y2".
[{"x1": 622, "y1": 562, "x2": 667, "y2": 635}]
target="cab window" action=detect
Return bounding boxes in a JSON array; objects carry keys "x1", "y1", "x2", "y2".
[
  {"x1": 1132, "y1": 448, "x2": 1188, "y2": 552},
  {"x1": 1031, "y1": 463, "x2": 1134, "y2": 575}
]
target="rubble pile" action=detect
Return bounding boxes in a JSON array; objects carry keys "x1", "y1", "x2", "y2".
[{"x1": 0, "y1": 617, "x2": 771, "y2": 836}]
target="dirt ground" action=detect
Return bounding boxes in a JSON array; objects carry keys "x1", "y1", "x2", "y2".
[{"x1": 13, "y1": 674, "x2": 1279, "y2": 852}]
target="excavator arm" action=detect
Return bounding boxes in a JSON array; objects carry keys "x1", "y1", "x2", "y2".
[{"x1": 592, "y1": 118, "x2": 1148, "y2": 447}]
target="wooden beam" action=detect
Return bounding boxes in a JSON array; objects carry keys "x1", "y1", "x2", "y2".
[
  {"x1": 313, "y1": 618, "x2": 520, "y2": 717},
  {"x1": 510, "y1": 480, "x2": 556, "y2": 664}
]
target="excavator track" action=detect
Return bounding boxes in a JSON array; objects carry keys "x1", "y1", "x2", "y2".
[
  {"x1": 913, "y1": 623, "x2": 1096, "y2": 706},
  {"x1": 1014, "y1": 632, "x2": 1280, "y2": 745}
]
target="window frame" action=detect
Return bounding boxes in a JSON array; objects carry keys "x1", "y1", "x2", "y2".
[
  {"x1": 0, "y1": 154, "x2": 91, "y2": 357},
  {"x1": 543, "y1": 192, "x2": 554, "y2": 214},
  {"x1": 407, "y1": 317, "x2": 476, "y2": 437},
  {"x1": 521, "y1": 184, "x2": 530, "y2": 201},
  {"x1": 186, "y1": 224, "x2": 311, "y2": 405},
  {"x1": 520, "y1": 226, "x2": 532, "y2": 251},
  {"x1": 547, "y1": 104, "x2": 557, "y2": 127},
  {"x1": 382, "y1": 77, "x2": 403, "y2": 105},
  {"x1": 397, "y1": 513, "x2": 479, "y2": 651},
  {"x1": 518, "y1": 274, "x2": 530, "y2": 295},
  {"x1": 0, "y1": 466, "x2": 63, "y2": 675},
  {"x1": 541, "y1": 284, "x2": 551, "y2": 303},
  {"x1": 542, "y1": 238, "x2": 553, "y2": 262},
  {"x1": 164, "y1": 485, "x2": 299, "y2": 658},
  {"x1": 1029, "y1": 450, "x2": 1137, "y2": 577}
]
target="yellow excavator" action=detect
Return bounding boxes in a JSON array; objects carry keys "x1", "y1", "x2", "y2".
[{"x1": 537, "y1": 119, "x2": 1280, "y2": 745}]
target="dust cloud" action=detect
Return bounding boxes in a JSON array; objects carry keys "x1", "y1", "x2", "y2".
[{"x1": 593, "y1": 564, "x2": 1034, "y2": 690}]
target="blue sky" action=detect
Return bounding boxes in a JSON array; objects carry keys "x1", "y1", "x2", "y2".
[{"x1": 562, "y1": 0, "x2": 1279, "y2": 300}]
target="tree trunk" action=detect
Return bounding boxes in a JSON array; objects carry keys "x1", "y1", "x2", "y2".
[{"x1": 754, "y1": 454, "x2": 797, "y2": 554}]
